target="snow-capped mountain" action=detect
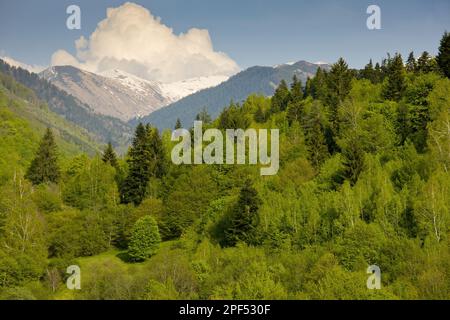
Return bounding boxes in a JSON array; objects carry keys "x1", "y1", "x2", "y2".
[
  {"x1": 136, "y1": 60, "x2": 330, "y2": 130},
  {"x1": 160, "y1": 75, "x2": 228, "y2": 101},
  {"x1": 40, "y1": 66, "x2": 228, "y2": 121}
]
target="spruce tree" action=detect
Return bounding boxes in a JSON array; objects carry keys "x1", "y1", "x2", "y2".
[
  {"x1": 290, "y1": 74, "x2": 303, "y2": 102},
  {"x1": 327, "y1": 58, "x2": 353, "y2": 125},
  {"x1": 175, "y1": 118, "x2": 182, "y2": 129},
  {"x1": 311, "y1": 67, "x2": 328, "y2": 101},
  {"x1": 417, "y1": 51, "x2": 432, "y2": 73},
  {"x1": 361, "y1": 59, "x2": 375, "y2": 82},
  {"x1": 304, "y1": 104, "x2": 329, "y2": 167},
  {"x1": 383, "y1": 53, "x2": 406, "y2": 102},
  {"x1": 196, "y1": 107, "x2": 212, "y2": 124},
  {"x1": 406, "y1": 51, "x2": 417, "y2": 73},
  {"x1": 437, "y1": 31, "x2": 450, "y2": 78},
  {"x1": 304, "y1": 77, "x2": 313, "y2": 98},
  {"x1": 120, "y1": 123, "x2": 166, "y2": 205},
  {"x1": 374, "y1": 62, "x2": 382, "y2": 83},
  {"x1": 25, "y1": 128, "x2": 60, "y2": 185},
  {"x1": 102, "y1": 142, "x2": 119, "y2": 169},
  {"x1": 254, "y1": 105, "x2": 266, "y2": 123},
  {"x1": 225, "y1": 179, "x2": 261, "y2": 246},
  {"x1": 271, "y1": 80, "x2": 290, "y2": 113}
]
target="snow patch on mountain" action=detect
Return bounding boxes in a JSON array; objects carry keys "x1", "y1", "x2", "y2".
[{"x1": 160, "y1": 75, "x2": 229, "y2": 101}]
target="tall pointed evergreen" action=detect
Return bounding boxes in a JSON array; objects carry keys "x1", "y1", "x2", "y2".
[
  {"x1": 120, "y1": 123, "x2": 166, "y2": 205},
  {"x1": 271, "y1": 80, "x2": 290, "y2": 113},
  {"x1": 406, "y1": 51, "x2": 417, "y2": 73},
  {"x1": 327, "y1": 58, "x2": 353, "y2": 126},
  {"x1": 175, "y1": 118, "x2": 182, "y2": 129},
  {"x1": 437, "y1": 31, "x2": 450, "y2": 78},
  {"x1": 102, "y1": 142, "x2": 119, "y2": 169},
  {"x1": 383, "y1": 53, "x2": 406, "y2": 102},
  {"x1": 25, "y1": 128, "x2": 60, "y2": 185},
  {"x1": 225, "y1": 179, "x2": 261, "y2": 246},
  {"x1": 290, "y1": 74, "x2": 303, "y2": 102},
  {"x1": 361, "y1": 59, "x2": 375, "y2": 82},
  {"x1": 374, "y1": 62, "x2": 382, "y2": 83},
  {"x1": 304, "y1": 77, "x2": 313, "y2": 98},
  {"x1": 417, "y1": 51, "x2": 432, "y2": 73}
]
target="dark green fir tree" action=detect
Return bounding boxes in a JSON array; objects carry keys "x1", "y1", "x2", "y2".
[
  {"x1": 383, "y1": 53, "x2": 406, "y2": 102},
  {"x1": 437, "y1": 31, "x2": 450, "y2": 78},
  {"x1": 25, "y1": 128, "x2": 60, "y2": 185},
  {"x1": 225, "y1": 179, "x2": 261, "y2": 246},
  {"x1": 102, "y1": 142, "x2": 119, "y2": 169}
]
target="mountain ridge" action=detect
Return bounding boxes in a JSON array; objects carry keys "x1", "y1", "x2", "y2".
[
  {"x1": 40, "y1": 66, "x2": 229, "y2": 121},
  {"x1": 132, "y1": 60, "x2": 329, "y2": 130}
]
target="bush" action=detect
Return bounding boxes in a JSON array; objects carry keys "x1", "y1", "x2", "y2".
[{"x1": 128, "y1": 216, "x2": 161, "y2": 262}]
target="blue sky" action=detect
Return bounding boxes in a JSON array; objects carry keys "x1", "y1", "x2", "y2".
[{"x1": 0, "y1": 0, "x2": 449, "y2": 70}]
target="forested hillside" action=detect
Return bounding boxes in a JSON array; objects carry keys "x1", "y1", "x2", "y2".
[
  {"x1": 0, "y1": 71, "x2": 102, "y2": 182},
  {"x1": 0, "y1": 59, "x2": 133, "y2": 150},
  {"x1": 0, "y1": 33, "x2": 449, "y2": 300},
  {"x1": 135, "y1": 61, "x2": 328, "y2": 130}
]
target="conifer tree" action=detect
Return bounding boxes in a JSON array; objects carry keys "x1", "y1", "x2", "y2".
[
  {"x1": 361, "y1": 59, "x2": 375, "y2": 82},
  {"x1": 127, "y1": 215, "x2": 161, "y2": 261},
  {"x1": 374, "y1": 62, "x2": 382, "y2": 83},
  {"x1": 196, "y1": 107, "x2": 212, "y2": 124},
  {"x1": 383, "y1": 53, "x2": 406, "y2": 102},
  {"x1": 25, "y1": 128, "x2": 60, "y2": 185},
  {"x1": 304, "y1": 77, "x2": 313, "y2": 98},
  {"x1": 120, "y1": 123, "x2": 166, "y2": 205},
  {"x1": 311, "y1": 67, "x2": 328, "y2": 101},
  {"x1": 406, "y1": 51, "x2": 417, "y2": 73},
  {"x1": 175, "y1": 118, "x2": 182, "y2": 129},
  {"x1": 290, "y1": 74, "x2": 303, "y2": 102},
  {"x1": 327, "y1": 58, "x2": 353, "y2": 124},
  {"x1": 102, "y1": 142, "x2": 119, "y2": 169},
  {"x1": 225, "y1": 179, "x2": 261, "y2": 246},
  {"x1": 254, "y1": 105, "x2": 266, "y2": 123},
  {"x1": 437, "y1": 31, "x2": 450, "y2": 78},
  {"x1": 271, "y1": 80, "x2": 290, "y2": 113},
  {"x1": 303, "y1": 103, "x2": 329, "y2": 167},
  {"x1": 417, "y1": 51, "x2": 432, "y2": 73}
]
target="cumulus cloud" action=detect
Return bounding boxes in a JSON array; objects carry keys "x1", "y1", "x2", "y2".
[{"x1": 51, "y1": 2, "x2": 240, "y2": 82}]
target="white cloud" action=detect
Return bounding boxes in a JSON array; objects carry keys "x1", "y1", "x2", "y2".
[
  {"x1": 51, "y1": 2, "x2": 240, "y2": 82},
  {"x1": 1, "y1": 56, "x2": 46, "y2": 74}
]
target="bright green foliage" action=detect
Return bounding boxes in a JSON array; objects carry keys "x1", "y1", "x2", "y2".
[
  {"x1": 25, "y1": 128, "x2": 60, "y2": 185},
  {"x1": 1, "y1": 34, "x2": 450, "y2": 300},
  {"x1": 128, "y1": 216, "x2": 161, "y2": 262}
]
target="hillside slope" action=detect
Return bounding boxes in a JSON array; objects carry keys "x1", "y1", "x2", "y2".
[
  {"x1": 0, "y1": 59, "x2": 132, "y2": 149},
  {"x1": 135, "y1": 60, "x2": 328, "y2": 130},
  {"x1": 0, "y1": 70, "x2": 101, "y2": 182}
]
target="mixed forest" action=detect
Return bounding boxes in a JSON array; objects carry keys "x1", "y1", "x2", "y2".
[{"x1": 0, "y1": 32, "x2": 449, "y2": 300}]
